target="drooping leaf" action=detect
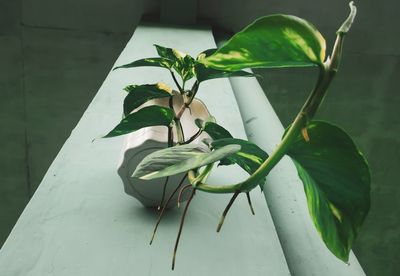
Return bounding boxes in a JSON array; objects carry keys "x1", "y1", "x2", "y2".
[
  {"x1": 211, "y1": 138, "x2": 268, "y2": 174},
  {"x1": 195, "y1": 118, "x2": 233, "y2": 140},
  {"x1": 195, "y1": 48, "x2": 258, "y2": 82},
  {"x1": 286, "y1": 121, "x2": 371, "y2": 262},
  {"x1": 104, "y1": 105, "x2": 175, "y2": 138},
  {"x1": 114, "y1": 57, "x2": 172, "y2": 70},
  {"x1": 201, "y1": 15, "x2": 326, "y2": 71},
  {"x1": 123, "y1": 83, "x2": 172, "y2": 116},
  {"x1": 133, "y1": 144, "x2": 241, "y2": 180}
]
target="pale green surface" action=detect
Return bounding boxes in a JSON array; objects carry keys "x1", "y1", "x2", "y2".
[
  {"x1": 0, "y1": 25, "x2": 290, "y2": 275},
  {"x1": 0, "y1": 1, "x2": 131, "y2": 246}
]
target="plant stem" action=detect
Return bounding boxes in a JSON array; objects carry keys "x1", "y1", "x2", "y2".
[
  {"x1": 182, "y1": 129, "x2": 202, "y2": 144},
  {"x1": 172, "y1": 188, "x2": 195, "y2": 270},
  {"x1": 175, "y1": 80, "x2": 200, "y2": 120},
  {"x1": 150, "y1": 174, "x2": 187, "y2": 245},
  {"x1": 174, "y1": 118, "x2": 185, "y2": 143},
  {"x1": 216, "y1": 191, "x2": 240, "y2": 232},
  {"x1": 175, "y1": 104, "x2": 189, "y2": 119},
  {"x1": 168, "y1": 96, "x2": 174, "y2": 146},
  {"x1": 159, "y1": 98, "x2": 175, "y2": 209},
  {"x1": 170, "y1": 71, "x2": 184, "y2": 93},
  {"x1": 174, "y1": 80, "x2": 201, "y2": 144},
  {"x1": 187, "y1": 81, "x2": 200, "y2": 106}
]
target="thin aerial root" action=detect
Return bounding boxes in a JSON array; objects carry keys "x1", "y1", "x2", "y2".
[
  {"x1": 172, "y1": 188, "x2": 196, "y2": 270},
  {"x1": 246, "y1": 192, "x2": 255, "y2": 215},
  {"x1": 150, "y1": 174, "x2": 187, "y2": 245},
  {"x1": 158, "y1": 176, "x2": 170, "y2": 210},
  {"x1": 177, "y1": 184, "x2": 192, "y2": 208},
  {"x1": 216, "y1": 191, "x2": 240, "y2": 233}
]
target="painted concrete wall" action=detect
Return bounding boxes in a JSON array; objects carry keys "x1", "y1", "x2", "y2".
[{"x1": 0, "y1": 0, "x2": 398, "y2": 275}]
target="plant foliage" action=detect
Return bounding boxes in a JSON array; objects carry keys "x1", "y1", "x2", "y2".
[{"x1": 104, "y1": 1, "x2": 369, "y2": 269}]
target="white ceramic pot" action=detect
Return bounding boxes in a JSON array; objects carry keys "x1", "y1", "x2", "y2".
[{"x1": 117, "y1": 93, "x2": 210, "y2": 208}]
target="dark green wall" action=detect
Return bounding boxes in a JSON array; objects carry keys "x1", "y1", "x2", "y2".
[{"x1": 0, "y1": 0, "x2": 133, "y2": 248}]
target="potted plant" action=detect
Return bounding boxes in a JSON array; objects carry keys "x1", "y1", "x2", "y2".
[{"x1": 105, "y1": 2, "x2": 370, "y2": 270}]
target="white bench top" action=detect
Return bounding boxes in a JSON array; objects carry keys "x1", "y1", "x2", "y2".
[{"x1": 0, "y1": 25, "x2": 290, "y2": 276}]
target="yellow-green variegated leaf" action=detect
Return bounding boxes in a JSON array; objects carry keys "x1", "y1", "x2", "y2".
[
  {"x1": 133, "y1": 144, "x2": 241, "y2": 180},
  {"x1": 286, "y1": 121, "x2": 371, "y2": 262},
  {"x1": 195, "y1": 48, "x2": 257, "y2": 82},
  {"x1": 154, "y1": 44, "x2": 195, "y2": 82},
  {"x1": 202, "y1": 15, "x2": 326, "y2": 71}
]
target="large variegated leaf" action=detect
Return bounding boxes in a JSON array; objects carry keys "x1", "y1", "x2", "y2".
[
  {"x1": 104, "y1": 105, "x2": 174, "y2": 138},
  {"x1": 195, "y1": 48, "x2": 257, "y2": 82},
  {"x1": 133, "y1": 144, "x2": 241, "y2": 180},
  {"x1": 123, "y1": 83, "x2": 172, "y2": 116},
  {"x1": 286, "y1": 121, "x2": 371, "y2": 262},
  {"x1": 201, "y1": 15, "x2": 326, "y2": 71}
]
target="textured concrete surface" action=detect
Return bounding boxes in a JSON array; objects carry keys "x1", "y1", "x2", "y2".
[{"x1": 0, "y1": 0, "x2": 398, "y2": 275}]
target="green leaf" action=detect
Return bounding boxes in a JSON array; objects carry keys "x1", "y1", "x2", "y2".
[
  {"x1": 114, "y1": 57, "x2": 172, "y2": 70},
  {"x1": 104, "y1": 105, "x2": 175, "y2": 138},
  {"x1": 123, "y1": 83, "x2": 172, "y2": 116},
  {"x1": 195, "y1": 48, "x2": 258, "y2": 82},
  {"x1": 154, "y1": 44, "x2": 195, "y2": 82},
  {"x1": 195, "y1": 118, "x2": 233, "y2": 140},
  {"x1": 211, "y1": 138, "x2": 268, "y2": 174},
  {"x1": 201, "y1": 15, "x2": 326, "y2": 71},
  {"x1": 177, "y1": 55, "x2": 195, "y2": 82},
  {"x1": 154, "y1": 44, "x2": 178, "y2": 61},
  {"x1": 286, "y1": 121, "x2": 371, "y2": 262},
  {"x1": 133, "y1": 144, "x2": 241, "y2": 180}
]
